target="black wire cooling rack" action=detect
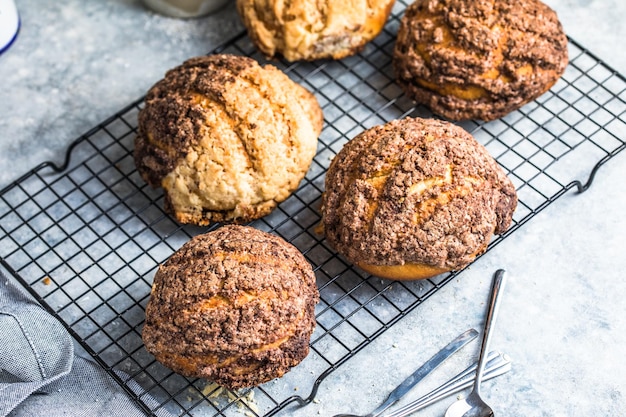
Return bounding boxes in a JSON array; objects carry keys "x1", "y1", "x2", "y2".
[{"x1": 2, "y1": 1, "x2": 626, "y2": 416}]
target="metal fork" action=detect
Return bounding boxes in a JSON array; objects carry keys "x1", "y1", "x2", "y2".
[{"x1": 383, "y1": 351, "x2": 512, "y2": 417}]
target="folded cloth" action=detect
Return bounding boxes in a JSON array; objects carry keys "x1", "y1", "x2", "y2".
[{"x1": 0, "y1": 270, "x2": 172, "y2": 417}]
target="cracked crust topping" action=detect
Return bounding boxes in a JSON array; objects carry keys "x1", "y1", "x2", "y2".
[
  {"x1": 236, "y1": 0, "x2": 396, "y2": 61},
  {"x1": 134, "y1": 54, "x2": 323, "y2": 225},
  {"x1": 393, "y1": 0, "x2": 568, "y2": 121},
  {"x1": 142, "y1": 225, "x2": 319, "y2": 389},
  {"x1": 322, "y1": 117, "x2": 517, "y2": 279}
]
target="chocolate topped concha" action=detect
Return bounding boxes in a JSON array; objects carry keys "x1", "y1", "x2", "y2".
[
  {"x1": 236, "y1": 0, "x2": 396, "y2": 61},
  {"x1": 321, "y1": 117, "x2": 517, "y2": 280},
  {"x1": 142, "y1": 225, "x2": 319, "y2": 389},
  {"x1": 393, "y1": 0, "x2": 568, "y2": 121},
  {"x1": 134, "y1": 54, "x2": 323, "y2": 225}
]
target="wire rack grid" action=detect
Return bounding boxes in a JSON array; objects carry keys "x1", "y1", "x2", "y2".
[{"x1": 1, "y1": 1, "x2": 626, "y2": 415}]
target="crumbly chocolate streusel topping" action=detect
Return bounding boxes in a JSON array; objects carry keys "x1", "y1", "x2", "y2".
[
  {"x1": 322, "y1": 117, "x2": 517, "y2": 271},
  {"x1": 393, "y1": 0, "x2": 568, "y2": 121},
  {"x1": 142, "y1": 225, "x2": 319, "y2": 389},
  {"x1": 135, "y1": 55, "x2": 255, "y2": 187}
]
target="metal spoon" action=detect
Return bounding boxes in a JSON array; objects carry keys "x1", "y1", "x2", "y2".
[{"x1": 444, "y1": 269, "x2": 507, "y2": 417}]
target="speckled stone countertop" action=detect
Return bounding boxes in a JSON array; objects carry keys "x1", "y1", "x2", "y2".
[{"x1": 1, "y1": 1, "x2": 625, "y2": 416}]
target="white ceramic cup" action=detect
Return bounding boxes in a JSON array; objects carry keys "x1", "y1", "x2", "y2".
[
  {"x1": 0, "y1": 0, "x2": 19, "y2": 54},
  {"x1": 142, "y1": 0, "x2": 229, "y2": 18}
]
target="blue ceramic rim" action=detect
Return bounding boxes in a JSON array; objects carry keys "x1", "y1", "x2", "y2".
[{"x1": 0, "y1": 16, "x2": 20, "y2": 55}]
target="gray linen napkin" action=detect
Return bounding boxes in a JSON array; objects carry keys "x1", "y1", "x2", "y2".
[{"x1": 0, "y1": 270, "x2": 172, "y2": 417}]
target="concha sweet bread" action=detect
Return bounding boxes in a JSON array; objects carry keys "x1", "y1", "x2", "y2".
[
  {"x1": 236, "y1": 0, "x2": 396, "y2": 61},
  {"x1": 134, "y1": 54, "x2": 323, "y2": 225},
  {"x1": 142, "y1": 225, "x2": 319, "y2": 389},
  {"x1": 321, "y1": 117, "x2": 517, "y2": 280},
  {"x1": 393, "y1": 0, "x2": 568, "y2": 121}
]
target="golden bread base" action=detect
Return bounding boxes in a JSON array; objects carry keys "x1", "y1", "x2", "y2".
[{"x1": 357, "y1": 261, "x2": 451, "y2": 281}]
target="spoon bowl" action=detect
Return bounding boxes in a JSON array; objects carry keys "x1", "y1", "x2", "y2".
[
  {"x1": 444, "y1": 392, "x2": 493, "y2": 417},
  {"x1": 444, "y1": 269, "x2": 507, "y2": 417}
]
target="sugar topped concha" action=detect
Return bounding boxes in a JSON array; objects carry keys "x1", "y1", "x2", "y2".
[
  {"x1": 142, "y1": 225, "x2": 319, "y2": 389},
  {"x1": 322, "y1": 117, "x2": 517, "y2": 280},
  {"x1": 393, "y1": 0, "x2": 569, "y2": 121},
  {"x1": 236, "y1": 0, "x2": 397, "y2": 61},
  {"x1": 134, "y1": 54, "x2": 323, "y2": 225}
]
